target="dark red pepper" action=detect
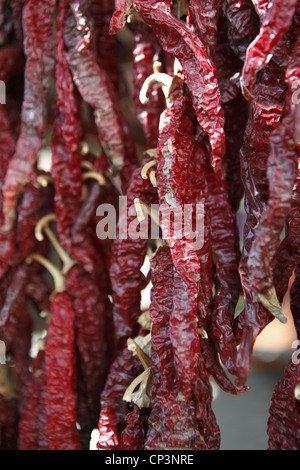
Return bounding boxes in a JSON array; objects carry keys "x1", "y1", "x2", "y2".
[{"x1": 2, "y1": 0, "x2": 56, "y2": 232}]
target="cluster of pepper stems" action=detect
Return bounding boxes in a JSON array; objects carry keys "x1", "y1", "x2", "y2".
[{"x1": 0, "y1": 0, "x2": 299, "y2": 451}]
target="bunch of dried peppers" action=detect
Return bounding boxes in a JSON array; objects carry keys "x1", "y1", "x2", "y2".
[{"x1": 0, "y1": 0, "x2": 299, "y2": 451}]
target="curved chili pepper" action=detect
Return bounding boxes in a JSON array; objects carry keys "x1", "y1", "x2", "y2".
[
  {"x1": 241, "y1": 0, "x2": 297, "y2": 100},
  {"x1": 110, "y1": 0, "x2": 226, "y2": 170},
  {"x1": 131, "y1": 21, "x2": 165, "y2": 149},
  {"x1": 64, "y1": 0, "x2": 130, "y2": 176},
  {"x1": 51, "y1": 0, "x2": 83, "y2": 258},
  {"x1": 97, "y1": 346, "x2": 143, "y2": 450},
  {"x1": 109, "y1": 159, "x2": 158, "y2": 353},
  {"x1": 234, "y1": 38, "x2": 290, "y2": 385},
  {"x1": 246, "y1": 39, "x2": 300, "y2": 324},
  {"x1": 221, "y1": 0, "x2": 259, "y2": 61},
  {"x1": 205, "y1": 156, "x2": 241, "y2": 378},
  {"x1": 1, "y1": 0, "x2": 56, "y2": 232},
  {"x1": 186, "y1": 0, "x2": 220, "y2": 58}
]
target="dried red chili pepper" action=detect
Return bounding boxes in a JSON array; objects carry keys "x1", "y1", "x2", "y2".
[
  {"x1": 110, "y1": 0, "x2": 226, "y2": 170},
  {"x1": 145, "y1": 245, "x2": 220, "y2": 450},
  {"x1": 131, "y1": 21, "x2": 165, "y2": 149},
  {"x1": 120, "y1": 404, "x2": 150, "y2": 450},
  {"x1": 45, "y1": 290, "x2": 81, "y2": 450},
  {"x1": 221, "y1": 94, "x2": 249, "y2": 213},
  {"x1": 241, "y1": 0, "x2": 297, "y2": 100},
  {"x1": 18, "y1": 349, "x2": 49, "y2": 450},
  {"x1": 154, "y1": 81, "x2": 202, "y2": 399},
  {"x1": 92, "y1": 0, "x2": 120, "y2": 92},
  {"x1": 234, "y1": 38, "x2": 290, "y2": 384},
  {"x1": 51, "y1": 0, "x2": 83, "y2": 256},
  {"x1": 1, "y1": 0, "x2": 56, "y2": 232},
  {"x1": 186, "y1": 0, "x2": 220, "y2": 58},
  {"x1": 63, "y1": 0, "x2": 135, "y2": 179},
  {"x1": 34, "y1": 211, "x2": 111, "y2": 449},
  {"x1": 205, "y1": 156, "x2": 241, "y2": 378},
  {"x1": 97, "y1": 346, "x2": 143, "y2": 450},
  {"x1": 109, "y1": 159, "x2": 158, "y2": 352},
  {"x1": 65, "y1": 264, "x2": 111, "y2": 444},
  {"x1": 221, "y1": 0, "x2": 259, "y2": 62},
  {"x1": 246, "y1": 39, "x2": 300, "y2": 324},
  {"x1": 120, "y1": 336, "x2": 152, "y2": 449},
  {"x1": 92, "y1": 0, "x2": 140, "y2": 189},
  {"x1": 267, "y1": 239, "x2": 300, "y2": 449},
  {"x1": 267, "y1": 359, "x2": 300, "y2": 450},
  {"x1": 0, "y1": 263, "x2": 30, "y2": 328},
  {"x1": 24, "y1": 252, "x2": 81, "y2": 450}
]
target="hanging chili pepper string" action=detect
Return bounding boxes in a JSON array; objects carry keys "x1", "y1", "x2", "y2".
[{"x1": 34, "y1": 212, "x2": 111, "y2": 448}]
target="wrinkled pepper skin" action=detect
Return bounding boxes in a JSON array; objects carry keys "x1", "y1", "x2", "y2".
[{"x1": 45, "y1": 292, "x2": 81, "y2": 451}]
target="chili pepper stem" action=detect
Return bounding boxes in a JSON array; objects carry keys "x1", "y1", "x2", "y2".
[
  {"x1": 127, "y1": 338, "x2": 151, "y2": 370},
  {"x1": 34, "y1": 213, "x2": 78, "y2": 275},
  {"x1": 256, "y1": 286, "x2": 287, "y2": 324},
  {"x1": 198, "y1": 328, "x2": 208, "y2": 339},
  {"x1": 139, "y1": 72, "x2": 174, "y2": 107},
  {"x1": 144, "y1": 148, "x2": 157, "y2": 159},
  {"x1": 37, "y1": 174, "x2": 54, "y2": 187},
  {"x1": 123, "y1": 367, "x2": 151, "y2": 407},
  {"x1": 134, "y1": 198, "x2": 160, "y2": 228},
  {"x1": 82, "y1": 171, "x2": 106, "y2": 186},
  {"x1": 81, "y1": 160, "x2": 95, "y2": 171},
  {"x1": 26, "y1": 253, "x2": 65, "y2": 298},
  {"x1": 141, "y1": 160, "x2": 157, "y2": 180},
  {"x1": 149, "y1": 171, "x2": 157, "y2": 188}
]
